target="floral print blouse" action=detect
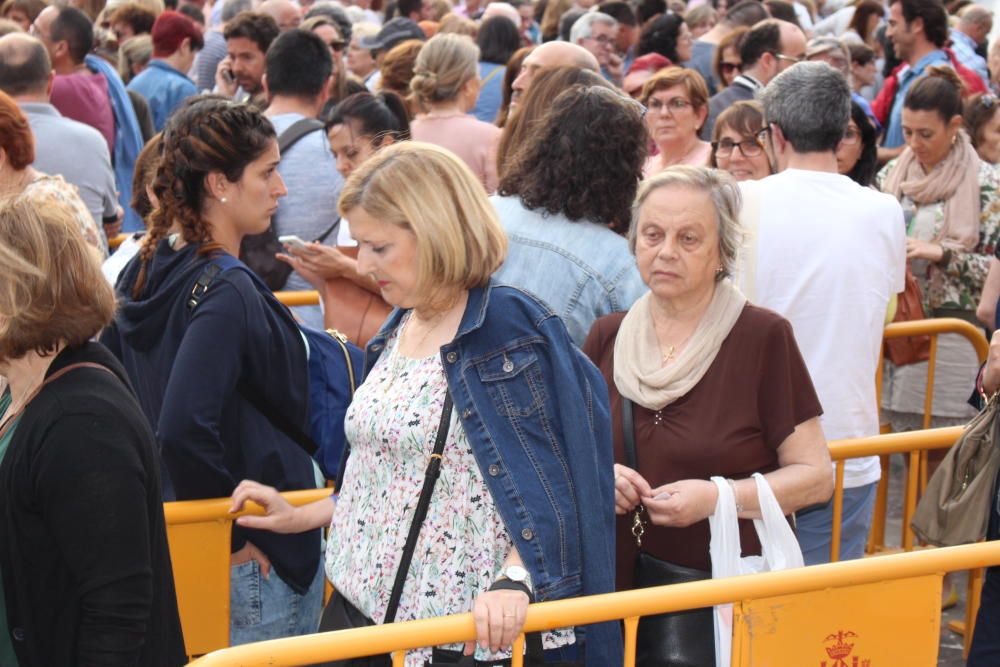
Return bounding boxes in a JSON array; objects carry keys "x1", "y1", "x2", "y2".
[
  {"x1": 24, "y1": 175, "x2": 108, "y2": 258},
  {"x1": 326, "y1": 316, "x2": 572, "y2": 665},
  {"x1": 877, "y1": 160, "x2": 1000, "y2": 312}
]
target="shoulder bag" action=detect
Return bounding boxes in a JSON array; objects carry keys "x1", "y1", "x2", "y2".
[
  {"x1": 622, "y1": 397, "x2": 716, "y2": 667},
  {"x1": 911, "y1": 391, "x2": 1000, "y2": 546},
  {"x1": 884, "y1": 267, "x2": 931, "y2": 366}
]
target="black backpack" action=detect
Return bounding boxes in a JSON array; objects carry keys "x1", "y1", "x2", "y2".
[{"x1": 239, "y1": 118, "x2": 339, "y2": 291}]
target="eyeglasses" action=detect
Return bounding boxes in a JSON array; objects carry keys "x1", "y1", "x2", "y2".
[
  {"x1": 720, "y1": 61, "x2": 741, "y2": 74},
  {"x1": 712, "y1": 136, "x2": 765, "y2": 158},
  {"x1": 774, "y1": 52, "x2": 805, "y2": 65},
  {"x1": 840, "y1": 127, "x2": 861, "y2": 146},
  {"x1": 585, "y1": 33, "x2": 614, "y2": 45},
  {"x1": 647, "y1": 96, "x2": 694, "y2": 115}
]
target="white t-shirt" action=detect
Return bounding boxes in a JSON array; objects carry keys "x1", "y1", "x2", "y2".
[{"x1": 737, "y1": 170, "x2": 906, "y2": 488}]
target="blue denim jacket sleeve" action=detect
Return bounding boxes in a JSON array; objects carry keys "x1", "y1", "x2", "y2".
[{"x1": 362, "y1": 283, "x2": 622, "y2": 665}]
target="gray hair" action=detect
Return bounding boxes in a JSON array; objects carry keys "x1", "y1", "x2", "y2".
[
  {"x1": 222, "y1": 0, "x2": 254, "y2": 23},
  {"x1": 628, "y1": 165, "x2": 744, "y2": 282},
  {"x1": 569, "y1": 11, "x2": 617, "y2": 43},
  {"x1": 759, "y1": 61, "x2": 850, "y2": 153}
]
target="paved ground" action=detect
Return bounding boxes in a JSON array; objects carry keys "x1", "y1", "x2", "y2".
[{"x1": 880, "y1": 455, "x2": 969, "y2": 667}]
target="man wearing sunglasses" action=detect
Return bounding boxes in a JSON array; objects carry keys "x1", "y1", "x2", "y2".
[{"x1": 701, "y1": 18, "x2": 806, "y2": 140}]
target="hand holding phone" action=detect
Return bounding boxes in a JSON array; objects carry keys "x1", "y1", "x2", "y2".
[{"x1": 279, "y1": 235, "x2": 308, "y2": 251}]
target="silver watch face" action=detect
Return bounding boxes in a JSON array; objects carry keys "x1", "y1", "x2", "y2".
[{"x1": 504, "y1": 565, "x2": 529, "y2": 582}]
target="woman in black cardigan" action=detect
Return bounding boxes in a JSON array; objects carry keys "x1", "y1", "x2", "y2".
[{"x1": 0, "y1": 193, "x2": 185, "y2": 667}]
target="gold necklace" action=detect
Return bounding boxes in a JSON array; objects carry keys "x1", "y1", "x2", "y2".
[{"x1": 662, "y1": 346, "x2": 676, "y2": 364}]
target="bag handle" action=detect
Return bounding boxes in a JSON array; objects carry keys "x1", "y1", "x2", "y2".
[
  {"x1": 749, "y1": 473, "x2": 804, "y2": 571},
  {"x1": 0, "y1": 362, "x2": 116, "y2": 439},
  {"x1": 384, "y1": 391, "x2": 453, "y2": 623}
]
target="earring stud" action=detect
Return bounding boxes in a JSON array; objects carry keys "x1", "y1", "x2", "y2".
[{"x1": 220, "y1": 197, "x2": 228, "y2": 203}]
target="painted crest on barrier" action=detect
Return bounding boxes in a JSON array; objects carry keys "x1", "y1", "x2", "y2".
[{"x1": 821, "y1": 630, "x2": 870, "y2": 667}]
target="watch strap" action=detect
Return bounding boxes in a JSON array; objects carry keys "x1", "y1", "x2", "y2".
[{"x1": 488, "y1": 578, "x2": 534, "y2": 602}]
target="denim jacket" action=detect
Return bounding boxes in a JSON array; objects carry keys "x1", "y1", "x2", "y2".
[
  {"x1": 362, "y1": 281, "x2": 622, "y2": 665},
  {"x1": 491, "y1": 195, "x2": 647, "y2": 347}
]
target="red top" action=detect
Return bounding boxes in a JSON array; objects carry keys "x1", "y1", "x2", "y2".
[{"x1": 51, "y1": 71, "x2": 115, "y2": 155}]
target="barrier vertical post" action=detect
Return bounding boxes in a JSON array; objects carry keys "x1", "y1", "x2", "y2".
[
  {"x1": 623, "y1": 616, "x2": 639, "y2": 667},
  {"x1": 830, "y1": 461, "x2": 846, "y2": 563}
]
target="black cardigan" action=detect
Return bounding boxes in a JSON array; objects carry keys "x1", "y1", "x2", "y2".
[{"x1": 0, "y1": 343, "x2": 185, "y2": 667}]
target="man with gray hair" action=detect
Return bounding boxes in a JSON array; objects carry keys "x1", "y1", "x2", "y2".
[
  {"x1": 736, "y1": 61, "x2": 906, "y2": 567},
  {"x1": 952, "y1": 4, "x2": 992, "y2": 89},
  {"x1": 0, "y1": 32, "x2": 119, "y2": 238},
  {"x1": 570, "y1": 11, "x2": 621, "y2": 83},
  {"x1": 193, "y1": 0, "x2": 252, "y2": 91}
]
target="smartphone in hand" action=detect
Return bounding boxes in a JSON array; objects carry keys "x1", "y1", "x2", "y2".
[{"x1": 278, "y1": 235, "x2": 308, "y2": 251}]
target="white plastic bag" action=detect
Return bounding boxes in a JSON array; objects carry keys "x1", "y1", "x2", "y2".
[{"x1": 708, "y1": 473, "x2": 804, "y2": 667}]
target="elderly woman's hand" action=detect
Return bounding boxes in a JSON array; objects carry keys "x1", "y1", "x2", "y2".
[
  {"x1": 465, "y1": 588, "x2": 531, "y2": 655},
  {"x1": 614, "y1": 464, "x2": 652, "y2": 515},
  {"x1": 642, "y1": 479, "x2": 719, "y2": 528}
]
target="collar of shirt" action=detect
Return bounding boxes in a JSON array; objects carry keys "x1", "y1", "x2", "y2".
[
  {"x1": 17, "y1": 102, "x2": 60, "y2": 117},
  {"x1": 950, "y1": 28, "x2": 977, "y2": 52},
  {"x1": 898, "y1": 49, "x2": 949, "y2": 87},
  {"x1": 733, "y1": 74, "x2": 764, "y2": 91}
]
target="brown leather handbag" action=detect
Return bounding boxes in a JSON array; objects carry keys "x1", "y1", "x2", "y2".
[
  {"x1": 884, "y1": 267, "x2": 931, "y2": 366},
  {"x1": 320, "y1": 246, "x2": 392, "y2": 347}
]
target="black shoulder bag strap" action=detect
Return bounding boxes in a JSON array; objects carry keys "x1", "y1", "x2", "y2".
[
  {"x1": 383, "y1": 391, "x2": 453, "y2": 623},
  {"x1": 622, "y1": 396, "x2": 649, "y2": 548},
  {"x1": 278, "y1": 117, "x2": 324, "y2": 154}
]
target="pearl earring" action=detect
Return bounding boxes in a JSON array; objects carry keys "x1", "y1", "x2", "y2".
[{"x1": 220, "y1": 197, "x2": 228, "y2": 203}]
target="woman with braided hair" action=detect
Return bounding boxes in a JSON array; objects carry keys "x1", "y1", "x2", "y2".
[{"x1": 100, "y1": 98, "x2": 325, "y2": 645}]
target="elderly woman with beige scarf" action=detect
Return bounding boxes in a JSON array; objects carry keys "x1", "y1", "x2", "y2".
[
  {"x1": 581, "y1": 165, "x2": 833, "y2": 666},
  {"x1": 877, "y1": 66, "x2": 1000, "y2": 433}
]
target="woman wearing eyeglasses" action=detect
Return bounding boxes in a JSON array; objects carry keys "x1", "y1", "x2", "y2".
[
  {"x1": 641, "y1": 67, "x2": 713, "y2": 177},
  {"x1": 303, "y1": 16, "x2": 351, "y2": 110},
  {"x1": 836, "y1": 101, "x2": 879, "y2": 187},
  {"x1": 709, "y1": 100, "x2": 771, "y2": 182}
]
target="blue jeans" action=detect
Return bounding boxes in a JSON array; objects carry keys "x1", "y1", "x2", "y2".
[
  {"x1": 969, "y1": 472, "x2": 1000, "y2": 665},
  {"x1": 796, "y1": 482, "x2": 878, "y2": 566},
  {"x1": 230, "y1": 556, "x2": 324, "y2": 646}
]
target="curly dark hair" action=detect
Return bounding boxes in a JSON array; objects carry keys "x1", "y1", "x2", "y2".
[
  {"x1": 637, "y1": 12, "x2": 685, "y2": 62},
  {"x1": 132, "y1": 99, "x2": 276, "y2": 297},
  {"x1": 498, "y1": 85, "x2": 647, "y2": 234}
]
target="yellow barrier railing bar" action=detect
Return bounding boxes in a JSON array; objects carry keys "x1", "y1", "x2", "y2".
[
  {"x1": 164, "y1": 488, "x2": 331, "y2": 524},
  {"x1": 275, "y1": 291, "x2": 321, "y2": 307},
  {"x1": 187, "y1": 542, "x2": 1000, "y2": 667}
]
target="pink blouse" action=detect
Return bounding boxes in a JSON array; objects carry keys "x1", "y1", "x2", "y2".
[{"x1": 410, "y1": 114, "x2": 501, "y2": 192}]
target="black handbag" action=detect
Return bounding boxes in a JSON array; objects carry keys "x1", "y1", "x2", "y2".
[
  {"x1": 622, "y1": 397, "x2": 716, "y2": 667},
  {"x1": 318, "y1": 394, "x2": 579, "y2": 666}
]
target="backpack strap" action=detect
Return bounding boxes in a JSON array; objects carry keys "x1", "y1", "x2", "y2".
[
  {"x1": 186, "y1": 254, "x2": 320, "y2": 457},
  {"x1": 278, "y1": 118, "x2": 324, "y2": 154}
]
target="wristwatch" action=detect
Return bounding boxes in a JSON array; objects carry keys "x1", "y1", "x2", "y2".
[{"x1": 490, "y1": 565, "x2": 535, "y2": 601}]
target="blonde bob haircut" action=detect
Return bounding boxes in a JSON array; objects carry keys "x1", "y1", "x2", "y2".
[
  {"x1": 410, "y1": 32, "x2": 480, "y2": 105},
  {"x1": 338, "y1": 141, "x2": 507, "y2": 297},
  {"x1": 0, "y1": 193, "x2": 116, "y2": 361},
  {"x1": 628, "y1": 165, "x2": 744, "y2": 281}
]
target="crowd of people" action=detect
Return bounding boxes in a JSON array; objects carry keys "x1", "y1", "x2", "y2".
[{"x1": 3, "y1": 0, "x2": 1000, "y2": 663}]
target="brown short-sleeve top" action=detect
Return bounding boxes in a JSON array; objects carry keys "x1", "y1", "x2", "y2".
[{"x1": 581, "y1": 304, "x2": 823, "y2": 588}]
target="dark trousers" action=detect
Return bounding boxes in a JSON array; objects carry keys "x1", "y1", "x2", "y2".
[{"x1": 968, "y1": 471, "x2": 1000, "y2": 665}]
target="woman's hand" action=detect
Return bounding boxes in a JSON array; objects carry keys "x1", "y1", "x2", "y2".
[
  {"x1": 983, "y1": 329, "x2": 1000, "y2": 396},
  {"x1": 230, "y1": 479, "x2": 301, "y2": 533},
  {"x1": 280, "y1": 243, "x2": 357, "y2": 280},
  {"x1": 230, "y1": 540, "x2": 272, "y2": 578},
  {"x1": 905, "y1": 238, "x2": 944, "y2": 262},
  {"x1": 464, "y1": 588, "x2": 531, "y2": 655},
  {"x1": 641, "y1": 479, "x2": 719, "y2": 528},
  {"x1": 614, "y1": 463, "x2": 652, "y2": 515}
]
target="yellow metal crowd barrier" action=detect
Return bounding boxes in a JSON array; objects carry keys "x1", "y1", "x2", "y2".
[
  {"x1": 276, "y1": 291, "x2": 322, "y2": 307},
  {"x1": 164, "y1": 488, "x2": 332, "y2": 660},
  {"x1": 185, "y1": 542, "x2": 1000, "y2": 666}
]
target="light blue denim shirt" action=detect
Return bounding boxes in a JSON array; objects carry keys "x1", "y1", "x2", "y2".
[
  {"x1": 490, "y1": 194, "x2": 648, "y2": 346},
  {"x1": 126, "y1": 60, "x2": 198, "y2": 132},
  {"x1": 884, "y1": 49, "x2": 948, "y2": 148}
]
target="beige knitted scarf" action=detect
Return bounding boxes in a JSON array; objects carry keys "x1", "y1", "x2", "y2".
[{"x1": 613, "y1": 279, "x2": 747, "y2": 412}]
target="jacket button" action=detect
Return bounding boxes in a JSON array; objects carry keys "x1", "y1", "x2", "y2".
[
  {"x1": 462, "y1": 409, "x2": 471, "y2": 419},
  {"x1": 12, "y1": 627, "x2": 24, "y2": 641},
  {"x1": 521, "y1": 528, "x2": 534, "y2": 540},
  {"x1": 488, "y1": 464, "x2": 500, "y2": 476},
  {"x1": 446, "y1": 352, "x2": 458, "y2": 363}
]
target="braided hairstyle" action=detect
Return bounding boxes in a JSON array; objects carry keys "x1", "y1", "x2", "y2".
[{"x1": 132, "y1": 99, "x2": 276, "y2": 297}]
